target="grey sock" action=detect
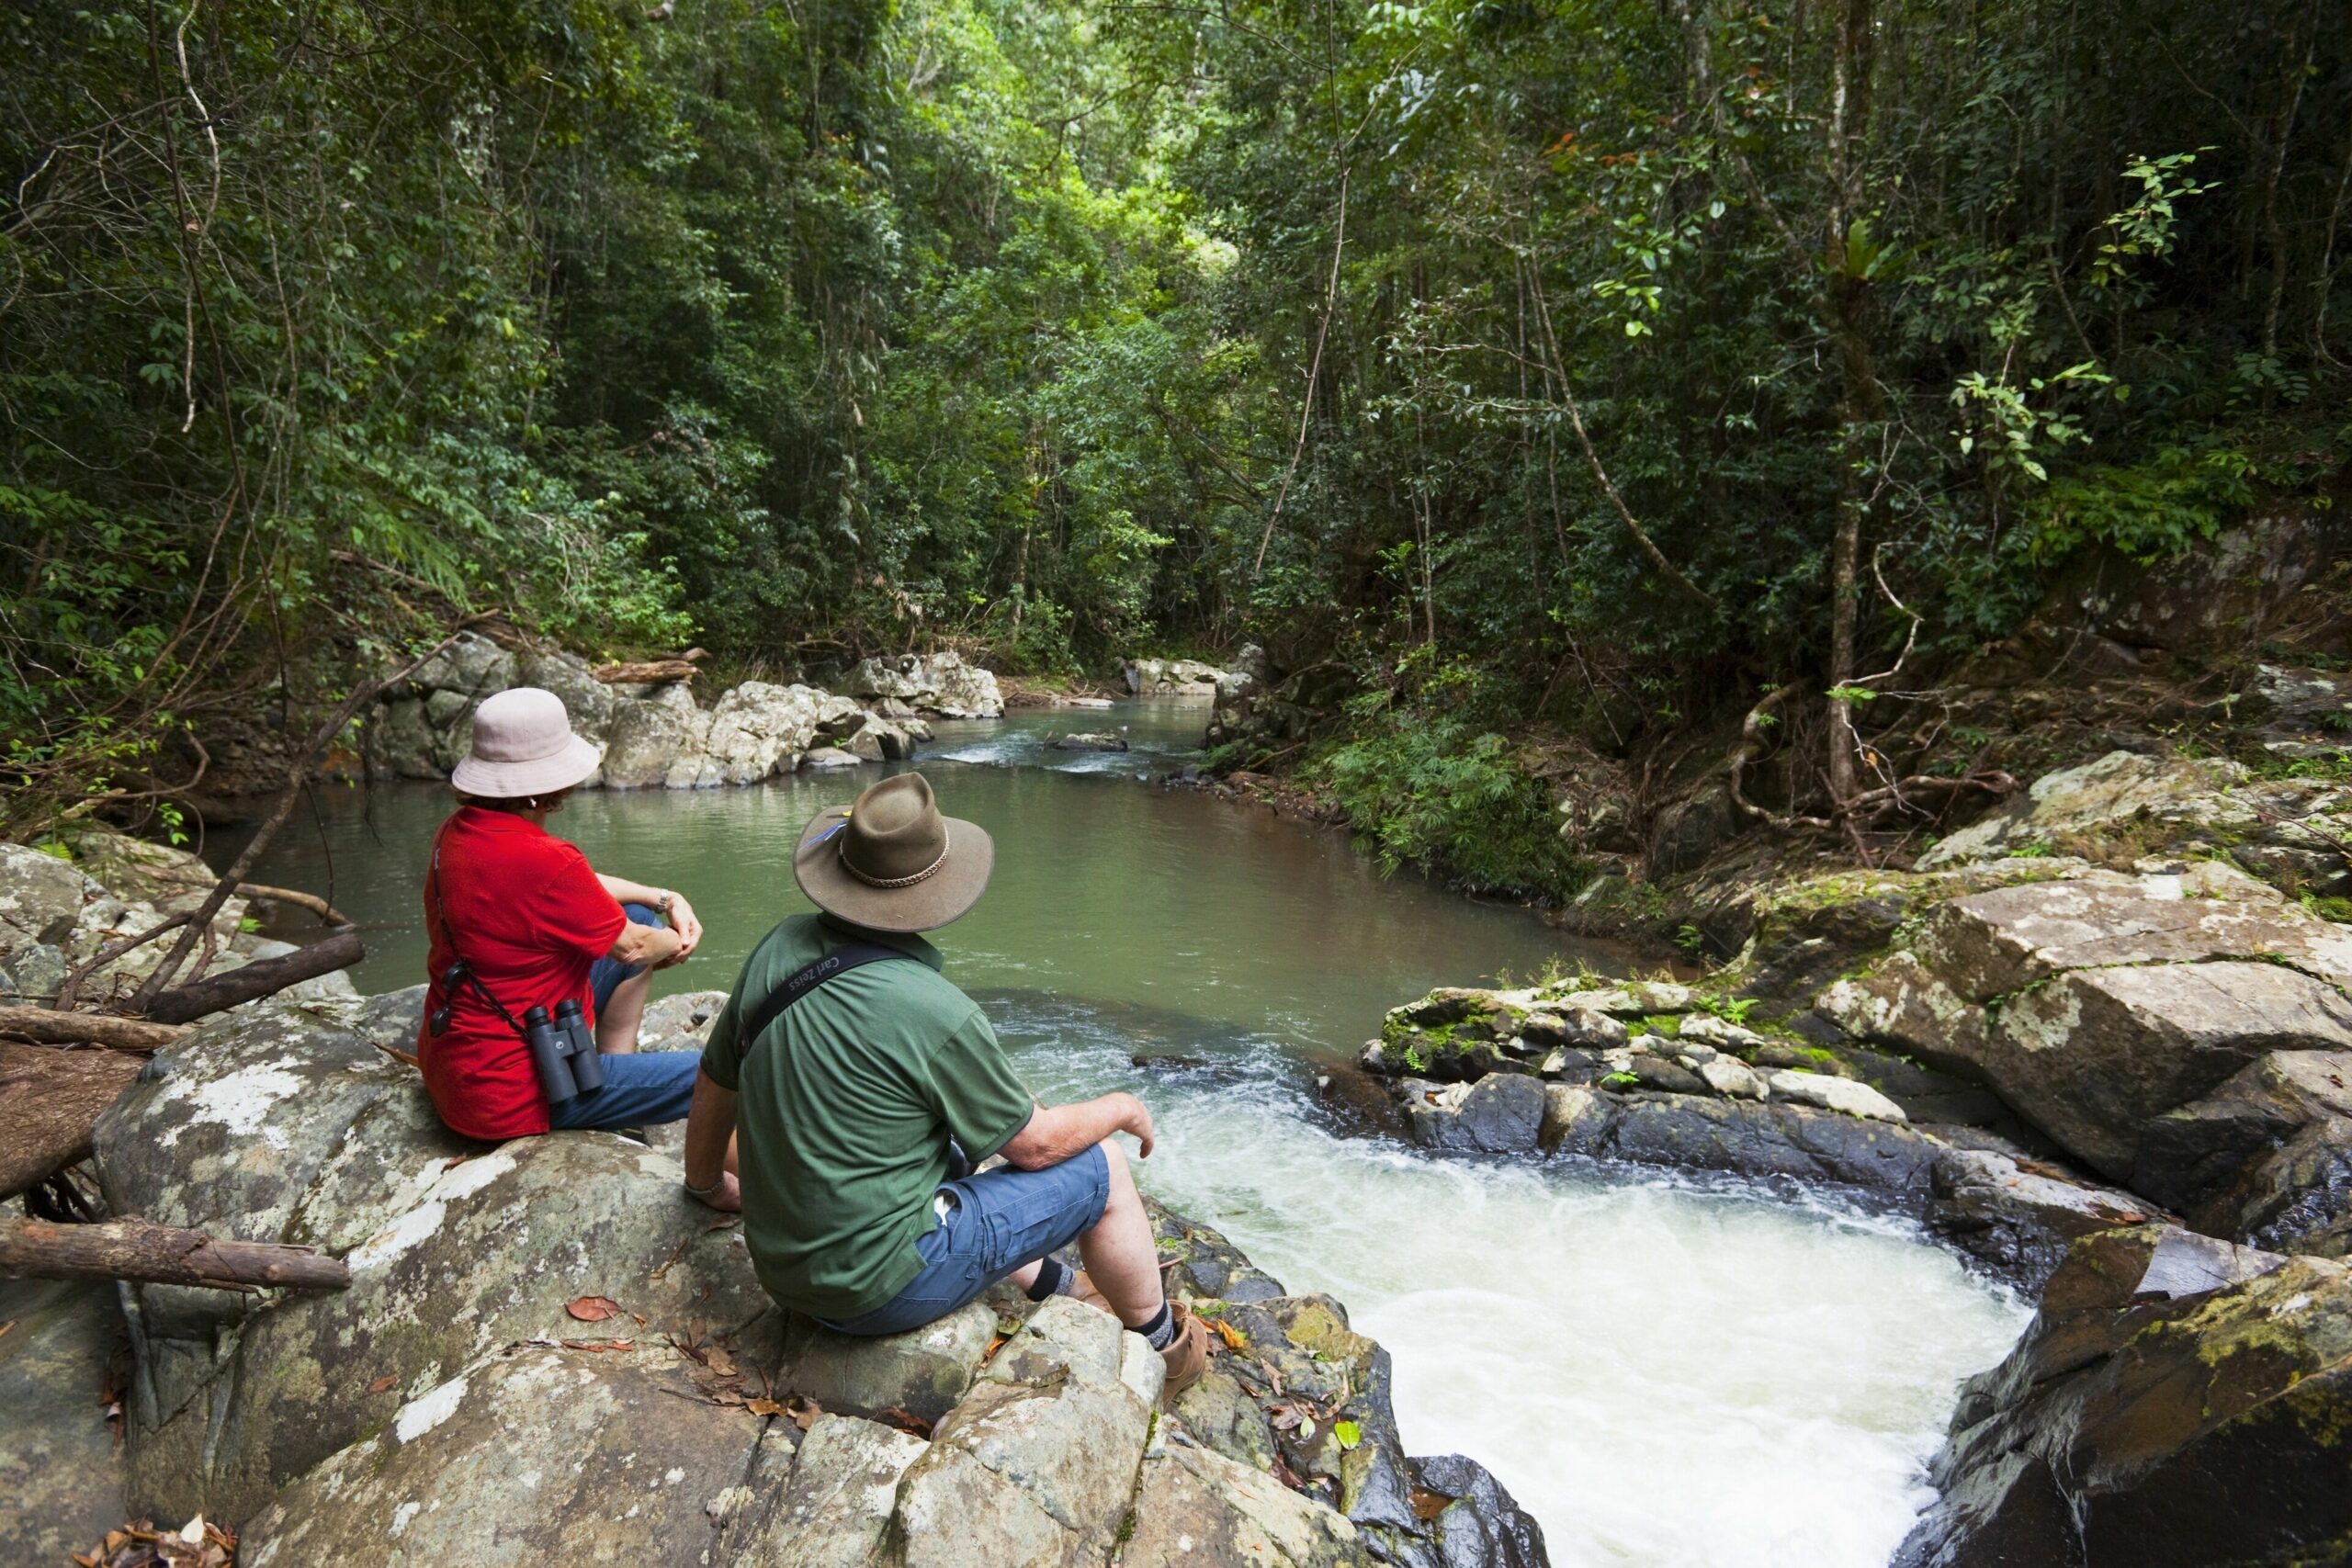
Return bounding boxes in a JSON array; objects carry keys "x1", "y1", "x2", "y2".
[{"x1": 1139, "y1": 1302, "x2": 1176, "y2": 1350}]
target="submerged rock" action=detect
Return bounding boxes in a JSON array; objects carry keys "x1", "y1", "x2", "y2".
[
  {"x1": 1053, "y1": 729, "x2": 1132, "y2": 752},
  {"x1": 1895, "y1": 1225, "x2": 2352, "y2": 1568}
]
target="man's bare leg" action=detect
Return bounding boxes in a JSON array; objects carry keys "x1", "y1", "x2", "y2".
[
  {"x1": 1074, "y1": 1139, "x2": 1166, "y2": 1328},
  {"x1": 596, "y1": 966, "x2": 652, "y2": 1055}
]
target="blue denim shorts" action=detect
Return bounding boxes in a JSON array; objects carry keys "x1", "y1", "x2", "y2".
[
  {"x1": 587, "y1": 902, "x2": 662, "y2": 1012},
  {"x1": 820, "y1": 1143, "x2": 1114, "y2": 1337},
  {"x1": 546, "y1": 1048, "x2": 701, "y2": 1130}
]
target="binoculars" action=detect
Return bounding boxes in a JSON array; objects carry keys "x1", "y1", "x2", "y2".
[{"x1": 526, "y1": 998, "x2": 606, "y2": 1104}]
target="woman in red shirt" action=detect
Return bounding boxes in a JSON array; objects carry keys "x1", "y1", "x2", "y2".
[{"x1": 416, "y1": 686, "x2": 737, "y2": 1208}]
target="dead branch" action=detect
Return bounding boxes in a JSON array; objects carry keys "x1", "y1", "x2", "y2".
[
  {"x1": 142, "y1": 928, "x2": 364, "y2": 1025},
  {"x1": 54, "y1": 911, "x2": 192, "y2": 1012},
  {"x1": 593, "y1": 659, "x2": 700, "y2": 685},
  {"x1": 0, "y1": 1008, "x2": 188, "y2": 1053},
  {"x1": 1729, "y1": 686, "x2": 1835, "y2": 830},
  {"x1": 236, "y1": 883, "x2": 350, "y2": 927},
  {"x1": 0, "y1": 1213, "x2": 349, "y2": 1292}
]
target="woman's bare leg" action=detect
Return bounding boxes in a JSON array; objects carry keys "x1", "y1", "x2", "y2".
[{"x1": 595, "y1": 966, "x2": 652, "y2": 1054}]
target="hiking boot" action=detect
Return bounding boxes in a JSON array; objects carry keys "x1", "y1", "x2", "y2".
[
  {"x1": 1070, "y1": 1269, "x2": 1114, "y2": 1315},
  {"x1": 1158, "y1": 1303, "x2": 1208, "y2": 1403}
]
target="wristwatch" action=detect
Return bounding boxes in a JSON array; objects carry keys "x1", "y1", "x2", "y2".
[{"x1": 683, "y1": 1172, "x2": 721, "y2": 1199}]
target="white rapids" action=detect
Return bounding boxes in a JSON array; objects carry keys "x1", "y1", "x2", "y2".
[{"x1": 1003, "y1": 1001, "x2": 2030, "y2": 1568}]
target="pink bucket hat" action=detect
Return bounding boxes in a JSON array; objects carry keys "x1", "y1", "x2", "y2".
[{"x1": 450, "y1": 687, "x2": 601, "y2": 797}]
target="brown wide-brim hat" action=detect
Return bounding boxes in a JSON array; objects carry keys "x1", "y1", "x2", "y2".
[{"x1": 794, "y1": 773, "x2": 994, "y2": 932}]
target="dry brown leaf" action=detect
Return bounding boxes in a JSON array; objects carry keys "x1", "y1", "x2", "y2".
[
  {"x1": 746, "y1": 1397, "x2": 786, "y2": 1416},
  {"x1": 367, "y1": 1374, "x2": 398, "y2": 1394},
  {"x1": 566, "y1": 1295, "x2": 621, "y2": 1323},
  {"x1": 704, "y1": 1348, "x2": 738, "y2": 1378},
  {"x1": 0, "y1": 1319, "x2": 17, "y2": 1341},
  {"x1": 786, "y1": 1394, "x2": 822, "y2": 1431},
  {"x1": 1206, "y1": 1316, "x2": 1250, "y2": 1354},
  {"x1": 877, "y1": 1404, "x2": 935, "y2": 1438},
  {"x1": 560, "y1": 1338, "x2": 637, "y2": 1352},
  {"x1": 1256, "y1": 1357, "x2": 1284, "y2": 1395}
]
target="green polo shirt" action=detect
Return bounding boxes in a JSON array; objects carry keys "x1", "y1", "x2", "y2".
[{"x1": 701, "y1": 913, "x2": 1035, "y2": 1321}]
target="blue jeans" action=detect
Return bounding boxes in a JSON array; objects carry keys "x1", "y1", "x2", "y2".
[
  {"x1": 587, "y1": 902, "x2": 662, "y2": 1013},
  {"x1": 546, "y1": 1047, "x2": 703, "y2": 1130},
  {"x1": 820, "y1": 1144, "x2": 1113, "y2": 1337}
]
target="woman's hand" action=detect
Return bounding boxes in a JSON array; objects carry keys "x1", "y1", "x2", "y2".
[
  {"x1": 666, "y1": 893, "x2": 703, "y2": 959},
  {"x1": 690, "y1": 1171, "x2": 741, "y2": 1213}
]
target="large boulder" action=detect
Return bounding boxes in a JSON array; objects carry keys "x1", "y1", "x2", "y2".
[
  {"x1": 601, "y1": 688, "x2": 709, "y2": 789},
  {"x1": 0, "y1": 842, "x2": 98, "y2": 1003},
  {"x1": 516, "y1": 648, "x2": 616, "y2": 744},
  {"x1": 72, "y1": 988, "x2": 1544, "y2": 1566},
  {"x1": 1895, "y1": 1225, "x2": 2352, "y2": 1568},
  {"x1": 92, "y1": 996, "x2": 771, "y2": 1525},
  {"x1": 671, "y1": 680, "x2": 824, "y2": 787},
  {"x1": 841, "y1": 652, "x2": 1004, "y2": 718}
]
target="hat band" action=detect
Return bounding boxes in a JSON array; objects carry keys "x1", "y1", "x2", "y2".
[{"x1": 841, "y1": 828, "x2": 951, "y2": 889}]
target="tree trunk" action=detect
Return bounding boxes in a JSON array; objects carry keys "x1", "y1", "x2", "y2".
[
  {"x1": 591, "y1": 660, "x2": 700, "y2": 686},
  {"x1": 0, "y1": 1043, "x2": 144, "y2": 1200},
  {"x1": 0, "y1": 1007, "x2": 189, "y2": 1052},
  {"x1": 143, "y1": 929, "x2": 365, "y2": 1026},
  {"x1": 0, "y1": 1214, "x2": 349, "y2": 1292},
  {"x1": 1821, "y1": 0, "x2": 1879, "y2": 817}
]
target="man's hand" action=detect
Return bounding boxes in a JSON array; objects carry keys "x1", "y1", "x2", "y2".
[
  {"x1": 690, "y1": 1171, "x2": 741, "y2": 1213},
  {"x1": 1120, "y1": 1094, "x2": 1156, "y2": 1159},
  {"x1": 668, "y1": 893, "x2": 704, "y2": 959}
]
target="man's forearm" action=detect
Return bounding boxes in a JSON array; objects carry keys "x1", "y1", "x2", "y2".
[
  {"x1": 1002, "y1": 1093, "x2": 1143, "y2": 1169},
  {"x1": 683, "y1": 1071, "x2": 739, "y2": 1190}
]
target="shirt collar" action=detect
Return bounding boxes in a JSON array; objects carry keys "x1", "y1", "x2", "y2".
[
  {"x1": 818, "y1": 912, "x2": 944, "y2": 972},
  {"x1": 455, "y1": 805, "x2": 548, "y2": 837}
]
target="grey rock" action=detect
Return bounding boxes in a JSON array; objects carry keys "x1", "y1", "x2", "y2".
[
  {"x1": 371, "y1": 695, "x2": 441, "y2": 780},
  {"x1": 602, "y1": 694, "x2": 708, "y2": 789},
  {"x1": 57, "y1": 828, "x2": 220, "y2": 916},
  {"x1": 1697, "y1": 1056, "x2": 1767, "y2": 1100},
  {"x1": 1407, "y1": 1072, "x2": 1548, "y2": 1154},
  {"x1": 1917, "y1": 750, "x2": 2251, "y2": 869},
  {"x1": 717, "y1": 1414, "x2": 925, "y2": 1568},
  {"x1": 842, "y1": 652, "x2": 1004, "y2": 718},
  {"x1": 1894, "y1": 1226, "x2": 2352, "y2": 1568},
  {"x1": 92, "y1": 997, "x2": 771, "y2": 1525},
  {"x1": 1763, "y1": 1067, "x2": 1908, "y2": 1123},
  {"x1": 241, "y1": 1346, "x2": 763, "y2": 1568},
  {"x1": 673, "y1": 681, "x2": 825, "y2": 787},
  {"x1": 800, "y1": 746, "x2": 869, "y2": 771},
  {"x1": 893, "y1": 1297, "x2": 1155, "y2": 1565},
  {"x1": 0, "y1": 841, "x2": 99, "y2": 960},
  {"x1": 1544, "y1": 1090, "x2": 1943, "y2": 1192},
  {"x1": 1403, "y1": 1452, "x2": 1548, "y2": 1568},
  {"x1": 1120, "y1": 1437, "x2": 1371, "y2": 1567},
  {"x1": 406, "y1": 630, "x2": 514, "y2": 700},
  {"x1": 1052, "y1": 730, "x2": 1132, "y2": 752},
  {"x1": 1988, "y1": 959, "x2": 2352, "y2": 1178},
  {"x1": 1169, "y1": 1370, "x2": 1281, "y2": 1472},
  {"x1": 785, "y1": 1300, "x2": 996, "y2": 1426},
  {"x1": 0, "y1": 1280, "x2": 127, "y2": 1568},
  {"x1": 1924, "y1": 1140, "x2": 2158, "y2": 1291},
  {"x1": 2137, "y1": 1049, "x2": 2352, "y2": 1256},
  {"x1": 1915, "y1": 867, "x2": 2351, "y2": 1003},
  {"x1": 640, "y1": 987, "x2": 731, "y2": 1048},
  {"x1": 842, "y1": 716, "x2": 915, "y2": 762},
  {"x1": 1626, "y1": 1055, "x2": 1709, "y2": 1095}
]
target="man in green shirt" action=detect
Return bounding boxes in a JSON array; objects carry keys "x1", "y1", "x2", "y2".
[{"x1": 681, "y1": 772, "x2": 1206, "y2": 1397}]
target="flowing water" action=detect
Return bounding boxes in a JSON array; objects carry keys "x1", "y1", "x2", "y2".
[{"x1": 237, "y1": 700, "x2": 2028, "y2": 1568}]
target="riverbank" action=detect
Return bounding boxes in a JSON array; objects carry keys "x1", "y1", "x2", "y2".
[{"x1": 1362, "y1": 771, "x2": 2352, "y2": 1563}]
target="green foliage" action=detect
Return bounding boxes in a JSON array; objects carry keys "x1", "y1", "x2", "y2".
[{"x1": 1319, "y1": 715, "x2": 1584, "y2": 900}]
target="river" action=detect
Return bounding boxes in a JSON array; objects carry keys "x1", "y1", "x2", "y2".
[{"x1": 238, "y1": 700, "x2": 2027, "y2": 1568}]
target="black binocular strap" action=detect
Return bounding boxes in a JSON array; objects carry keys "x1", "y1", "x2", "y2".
[{"x1": 737, "y1": 942, "x2": 913, "y2": 1057}]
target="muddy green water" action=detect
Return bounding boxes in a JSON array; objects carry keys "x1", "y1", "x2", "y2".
[{"x1": 239, "y1": 702, "x2": 2027, "y2": 1568}]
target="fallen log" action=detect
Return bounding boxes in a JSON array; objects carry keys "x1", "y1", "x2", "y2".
[
  {"x1": 0, "y1": 1007, "x2": 188, "y2": 1052},
  {"x1": 0, "y1": 1214, "x2": 349, "y2": 1292},
  {"x1": 237, "y1": 882, "x2": 352, "y2": 928},
  {"x1": 143, "y1": 928, "x2": 365, "y2": 1026},
  {"x1": 593, "y1": 658, "x2": 701, "y2": 685},
  {"x1": 0, "y1": 1043, "x2": 144, "y2": 1201}
]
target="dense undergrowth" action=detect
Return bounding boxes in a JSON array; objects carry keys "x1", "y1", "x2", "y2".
[{"x1": 5, "y1": 0, "x2": 2347, "y2": 846}]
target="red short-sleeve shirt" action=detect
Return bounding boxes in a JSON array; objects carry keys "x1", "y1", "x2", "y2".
[{"x1": 416, "y1": 807, "x2": 627, "y2": 1139}]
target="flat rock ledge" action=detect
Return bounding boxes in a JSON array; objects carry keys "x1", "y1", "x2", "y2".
[
  {"x1": 3, "y1": 986, "x2": 1544, "y2": 1568},
  {"x1": 1369, "y1": 829, "x2": 2352, "y2": 1568}
]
